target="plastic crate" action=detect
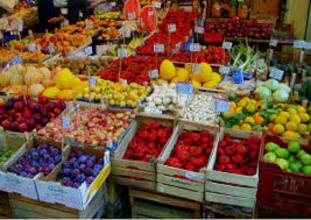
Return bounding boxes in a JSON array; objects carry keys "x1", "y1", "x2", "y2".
[{"x1": 257, "y1": 135, "x2": 311, "y2": 216}]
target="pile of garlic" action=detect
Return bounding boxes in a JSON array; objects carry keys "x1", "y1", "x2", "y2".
[
  {"x1": 182, "y1": 92, "x2": 221, "y2": 125},
  {"x1": 143, "y1": 84, "x2": 189, "y2": 114}
]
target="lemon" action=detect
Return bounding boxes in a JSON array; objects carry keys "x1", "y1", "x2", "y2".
[
  {"x1": 289, "y1": 115, "x2": 301, "y2": 124},
  {"x1": 298, "y1": 123, "x2": 307, "y2": 135},
  {"x1": 160, "y1": 60, "x2": 176, "y2": 80},
  {"x1": 282, "y1": 130, "x2": 301, "y2": 139},
  {"x1": 241, "y1": 123, "x2": 252, "y2": 131},
  {"x1": 279, "y1": 111, "x2": 290, "y2": 119},
  {"x1": 297, "y1": 105, "x2": 306, "y2": 113},
  {"x1": 210, "y1": 72, "x2": 222, "y2": 83},
  {"x1": 191, "y1": 80, "x2": 201, "y2": 88},
  {"x1": 175, "y1": 68, "x2": 189, "y2": 81},
  {"x1": 203, "y1": 81, "x2": 218, "y2": 89},
  {"x1": 287, "y1": 108, "x2": 297, "y2": 115},
  {"x1": 285, "y1": 121, "x2": 298, "y2": 131},
  {"x1": 245, "y1": 116, "x2": 255, "y2": 124},
  {"x1": 269, "y1": 114, "x2": 277, "y2": 122},
  {"x1": 272, "y1": 124, "x2": 285, "y2": 135},
  {"x1": 246, "y1": 105, "x2": 256, "y2": 113},
  {"x1": 275, "y1": 115, "x2": 287, "y2": 125},
  {"x1": 299, "y1": 113, "x2": 310, "y2": 123}
]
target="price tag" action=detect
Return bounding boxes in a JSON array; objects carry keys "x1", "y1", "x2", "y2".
[
  {"x1": 86, "y1": 21, "x2": 93, "y2": 29},
  {"x1": 128, "y1": 12, "x2": 136, "y2": 20},
  {"x1": 17, "y1": 19, "x2": 23, "y2": 32},
  {"x1": 214, "y1": 98, "x2": 230, "y2": 113},
  {"x1": 270, "y1": 39, "x2": 278, "y2": 47},
  {"x1": 194, "y1": 26, "x2": 204, "y2": 34},
  {"x1": 148, "y1": 11, "x2": 154, "y2": 16},
  {"x1": 304, "y1": 42, "x2": 311, "y2": 50},
  {"x1": 148, "y1": 69, "x2": 159, "y2": 79},
  {"x1": 48, "y1": 43, "x2": 55, "y2": 54},
  {"x1": 176, "y1": 82, "x2": 193, "y2": 95},
  {"x1": 28, "y1": 42, "x2": 36, "y2": 52},
  {"x1": 11, "y1": 55, "x2": 23, "y2": 65},
  {"x1": 110, "y1": 2, "x2": 116, "y2": 7},
  {"x1": 192, "y1": 64, "x2": 201, "y2": 73},
  {"x1": 120, "y1": 79, "x2": 128, "y2": 85},
  {"x1": 168, "y1": 24, "x2": 176, "y2": 33},
  {"x1": 89, "y1": 76, "x2": 97, "y2": 87},
  {"x1": 222, "y1": 41, "x2": 232, "y2": 50},
  {"x1": 84, "y1": 46, "x2": 93, "y2": 55},
  {"x1": 153, "y1": 2, "x2": 161, "y2": 8},
  {"x1": 153, "y1": 43, "x2": 164, "y2": 53},
  {"x1": 61, "y1": 8, "x2": 68, "y2": 15},
  {"x1": 293, "y1": 40, "x2": 305, "y2": 49},
  {"x1": 219, "y1": 66, "x2": 230, "y2": 75},
  {"x1": 269, "y1": 67, "x2": 284, "y2": 81},
  {"x1": 117, "y1": 48, "x2": 128, "y2": 57},
  {"x1": 62, "y1": 117, "x2": 71, "y2": 128},
  {"x1": 189, "y1": 43, "x2": 201, "y2": 52}
]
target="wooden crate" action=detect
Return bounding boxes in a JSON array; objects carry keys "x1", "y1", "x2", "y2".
[
  {"x1": 0, "y1": 191, "x2": 11, "y2": 218},
  {"x1": 203, "y1": 202, "x2": 256, "y2": 218},
  {"x1": 157, "y1": 121, "x2": 219, "y2": 202},
  {"x1": 8, "y1": 184, "x2": 107, "y2": 219},
  {"x1": 111, "y1": 116, "x2": 175, "y2": 190},
  {"x1": 129, "y1": 188, "x2": 201, "y2": 218},
  {"x1": 205, "y1": 128, "x2": 262, "y2": 209}
]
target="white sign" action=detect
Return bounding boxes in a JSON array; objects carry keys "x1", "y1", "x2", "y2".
[
  {"x1": 293, "y1": 40, "x2": 305, "y2": 49},
  {"x1": 86, "y1": 21, "x2": 93, "y2": 29},
  {"x1": 269, "y1": 67, "x2": 284, "y2": 81},
  {"x1": 304, "y1": 42, "x2": 311, "y2": 50},
  {"x1": 153, "y1": 2, "x2": 161, "y2": 8},
  {"x1": 62, "y1": 117, "x2": 71, "y2": 128},
  {"x1": 148, "y1": 11, "x2": 154, "y2": 16},
  {"x1": 111, "y1": 2, "x2": 116, "y2": 7},
  {"x1": 117, "y1": 48, "x2": 128, "y2": 58},
  {"x1": 219, "y1": 66, "x2": 231, "y2": 75},
  {"x1": 214, "y1": 98, "x2": 230, "y2": 113},
  {"x1": 28, "y1": 42, "x2": 36, "y2": 52},
  {"x1": 148, "y1": 69, "x2": 159, "y2": 79},
  {"x1": 153, "y1": 44, "x2": 164, "y2": 53},
  {"x1": 222, "y1": 41, "x2": 232, "y2": 50},
  {"x1": 192, "y1": 64, "x2": 201, "y2": 73},
  {"x1": 89, "y1": 76, "x2": 97, "y2": 87},
  {"x1": 189, "y1": 43, "x2": 201, "y2": 52},
  {"x1": 128, "y1": 12, "x2": 136, "y2": 20},
  {"x1": 270, "y1": 39, "x2": 278, "y2": 47},
  {"x1": 168, "y1": 24, "x2": 176, "y2": 33},
  {"x1": 84, "y1": 46, "x2": 93, "y2": 55},
  {"x1": 194, "y1": 26, "x2": 204, "y2": 34}
]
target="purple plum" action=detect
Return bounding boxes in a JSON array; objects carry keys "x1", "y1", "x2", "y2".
[
  {"x1": 78, "y1": 155, "x2": 88, "y2": 164},
  {"x1": 86, "y1": 176, "x2": 95, "y2": 185},
  {"x1": 86, "y1": 160, "x2": 94, "y2": 168}
]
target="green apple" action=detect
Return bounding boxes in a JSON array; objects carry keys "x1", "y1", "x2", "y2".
[
  {"x1": 275, "y1": 148, "x2": 289, "y2": 159},
  {"x1": 276, "y1": 158, "x2": 289, "y2": 170},
  {"x1": 290, "y1": 163, "x2": 302, "y2": 173},
  {"x1": 302, "y1": 165, "x2": 311, "y2": 175},
  {"x1": 301, "y1": 154, "x2": 311, "y2": 165},
  {"x1": 288, "y1": 141, "x2": 300, "y2": 153},
  {"x1": 265, "y1": 142, "x2": 280, "y2": 152},
  {"x1": 288, "y1": 155, "x2": 296, "y2": 163},
  {"x1": 263, "y1": 152, "x2": 277, "y2": 163}
]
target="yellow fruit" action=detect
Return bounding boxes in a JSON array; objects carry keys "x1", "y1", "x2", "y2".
[
  {"x1": 191, "y1": 80, "x2": 201, "y2": 88},
  {"x1": 282, "y1": 130, "x2": 301, "y2": 139},
  {"x1": 241, "y1": 123, "x2": 252, "y2": 131},
  {"x1": 191, "y1": 73, "x2": 201, "y2": 82},
  {"x1": 210, "y1": 72, "x2": 222, "y2": 83},
  {"x1": 160, "y1": 60, "x2": 176, "y2": 80},
  {"x1": 254, "y1": 115, "x2": 264, "y2": 125},
  {"x1": 246, "y1": 105, "x2": 256, "y2": 113},
  {"x1": 199, "y1": 63, "x2": 213, "y2": 83},
  {"x1": 245, "y1": 116, "x2": 255, "y2": 124},
  {"x1": 275, "y1": 115, "x2": 287, "y2": 125},
  {"x1": 57, "y1": 89, "x2": 73, "y2": 100},
  {"x1": 285, "y1": 121, "x2": 298, "y2": 131},
  {"x1": 203, "y1": 81, "x2": 218, "y2": 89},
  {"x1": 279, "y1": 111, "x2": 290, "y2": 119},
  {"x1": 287, "y1": 108, "x2": 297, "y2": 115},
  {"x1": 236, "y1": 107, "x2": 243, "y2": 113},
  {"x1": 42, "y1": 87, "x2": 60, "y2": 98},
  {"x1": 297, "y1": 105, "x2": 306, "y2": 113},
  {"x1": 55, "y1": 68, "x2": 74, "y2": 89},
  {"x1": 171, "y1": 77, "x2": 180, "y2": 83},
  {"x1": 272, "y1": 124, "x2": 285, "y2": 135},
  {"x1": 289, "y1": 115, "x2": 301, "y2": 124},
  {"x1": 230, "y1": 101, "x2": 237, "y2": 109},
  {"x1": 175, "y1": 68, "x2": 189, "y2": 81},
  {"x1": 269, "y1": 114, "x2": 277, "y2": 122},
  {"x1": 299, "y1": 113, "x2": 310, "y2": 123},
  {"x1": 232, "y1": 125, "x2": 240, "y2": 129},
  {"x1": 298, "y1": 123, "x2": 307, "y2": 135},
  {"x1": 184, "y1": 63, "x2": 192, "y2": 73}
]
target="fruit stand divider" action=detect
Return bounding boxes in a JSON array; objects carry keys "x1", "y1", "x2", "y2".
[
  {"x1": 205, "y1": 128, "x2": 262, "y2": 209},
  {"x1": 156, "y1": 120, "x2": 219, "y2": 202},
  {"x1": 111, "y1": 115, "x2": 176, "y2": 190},
  {"x1": 257, "y1": 135, "x2": 311, "y2": 216}
]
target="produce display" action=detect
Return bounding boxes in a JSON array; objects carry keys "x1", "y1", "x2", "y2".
[
  {"x1": 7, "y1": 143, "x2": 62, "y2": 178},
  {"x1": 104, "y1": 35, "x2": 146, "y2": 56},
  {"x1": 59, "y1": 151, "x2": 104, "y2": 188},
  {"x1": 123, "y1": 122, "x2": 172, "y2": 161},
  {"x1": 215, "y1": 134, "x2": 260, "y2": 175},
  {"x1": 255, "y1": 79, "x2": 291, "y2": 102},
  {"x1": 38, "y1": 108, "x2": 134, "y2": 146},
  {"x1": 0, "y1": 96, "x2": 66, "y2": 132},
  {"x1": 0, "y1": 48, "x2": 48, "y2": 63},
  {"x1": 165, "y1": 130, "x2": 214, "y2": 171},
  {"x1": 0, "y1": 148, "x2": 15, "y2": 164},
  {"x1": 263, "y1": 138, "x2": 311, "y2": 174}
]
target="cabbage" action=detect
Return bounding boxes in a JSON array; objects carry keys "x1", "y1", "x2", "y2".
[
  {"x1": 278, "y1": 83, "x2": 291, "y2": 94},
  {"x1": 255, "y1": 86, "x2": 271, "y2": 99},
  {"x1": 264, "y1": 79, "x2": 280, "y2": 91},
  {"x1": 273, "y1": 90, "x2": 289, "y2": 102}
]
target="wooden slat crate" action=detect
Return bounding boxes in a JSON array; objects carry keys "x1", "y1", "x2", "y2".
[
  {"x1": 0, "y1": 191, "x2": 11, "y2": 218},
  {"x1": 205, "y1": 128, "x2": 262, "y2": 209},
  {"x1": 111, "y1": 116, "x2": 175, "y2": 190},
  {"x1": 203, "y1": 202, "x2": 256, "y2": 218},
  {"x1": 157, "y1": 121, "x2": 219, "y2": 202},
  {"x1": 129, "y1": 188, "x2": 201, "y2": 219},
  {"x1": 8, "y1": 184, "x2": 107, "y2": 219}
]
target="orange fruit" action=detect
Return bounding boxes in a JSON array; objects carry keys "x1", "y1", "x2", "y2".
[{"x1": 255, "y1": 114, "x2": 264, "y2": 125}]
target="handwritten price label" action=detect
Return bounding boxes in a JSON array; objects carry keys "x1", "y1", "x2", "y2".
[
  {"x1": 86, "y1": 21, "x2": 93, "y2": 29},
  {"x1": 194, "y1": 26, "x2": 204, "y2": 34},
  {"x1": 189, "y1": 43, "x2": 201, "y2": 52},
  {"x1": 84, "y1": 46, "x2": 93, "y2": 55},
  {"x1": 192, "y1": 64, "x2": 201, "y2": 74},
  {"x1": 214, "y1": 98, "x2": 230, "y2": 112},
  {"x1": 62, "y1": 117, "x2": 71, "y2": 128},
  {"x1": 153, "y1": 44, "x2": 164, "y2": 53},
  {"x1": 304, "y1": 42, "x2": 311, "y2": 50},
  {"x1": 89, "y1": 77, "x2": 97, "y2": 87},
  {"x1": 176, "y1": 82, "x2": 193, "y2": 95},
  {"x1": 168, "y1": 24, "x2": 176, "y2": 33},
  {"x1": 269, "y1": 67, "x2": 284, "y2": 81},
  {"x1": 222, "y1": 41, "x2": 232, "y2": 50},
  {"x1": 270, "y1": 39, "x2": 278, "y2": 47},
  {"x1": 148, "y1": 11, "x2": 154, "y2": 16},
  {"x1": 117, "y1": 48, "x2": 128, "y2": 57},
  {"x1": 28, "y1": 42, "x2": 36, "y2": 52},
  {"x1": 148, "y1": 69, "x2": 159, "y2": 79},
  {"x1": 128, "y1": 12, "x2": 136, "y2": 20},
  {"x1": 219, "y1": 66, "x2": 231, "y2": 75},
  {"x1": 293, "y1": 40, "x2": 305, "y2": 49},
  {"x1": 11, "y1": 56, "x2": 23, "y2": 65}
]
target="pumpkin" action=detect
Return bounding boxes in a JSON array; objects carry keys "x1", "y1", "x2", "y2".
[
  {"x1": 29, "y1": 84, "x2": 45, "y2": 97},
  {"x1": 24, "y1": 71, "x2": 43, "y2": 86},
  {"x1": 0, "y1": 71, "x2": 10, "y2": 87}
]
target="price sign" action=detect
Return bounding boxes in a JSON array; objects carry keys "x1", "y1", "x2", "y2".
[
  {"x1": 153, "y1": 44, "x2": 164, "y2": 53},
  {"x1": 192, "y1": 64, "x2": 201, "y2": 74},
  {"x1": 269, "y1": 67, "x2": 284, "y2": 81},
  {"x1": 194, "y1": 26, "x2": 204, "y2": 34},
  {"x1": 214, "y1": 98, "x2": 230, "y2": 113},
  {"x1": 222, "y1": 41, "x2": 232, "y2": 50},
  {"x1": 148, "y1": 11, "x2": 154, "y2": 16},
  {"x1": 168, "y1": 24, "x2": 176, "y2": 33},
  {"x1": 11, "y1": 56, "x2": 23, "y2": 65},
  {"x1": 117, "y1": 48, "x2": 128, "y2": 57},
  {"x1": 153, "y1": 2, "x2": 161, "y2": 8},
  {"x1": 84, "y1": 46, "x2": 93, "y2": 55},
  {"x1": 293, "y1": 40, "x2": 305, "y2": 49},
  {"x1": 219, "y1": 66, "x2": 231, "y2": 75},
  {"x1": 189, "y1": 43, "x2": 201, "y2": 52},
  {"x1": 48, "y1": 43, "x2": 55, "y2": 54},
  {"x1": 304, "y1": 42, "x2": 311, "y2": 50},
  {"x1": 176, "y1": 82, "x2": 193, "y2": 95},
  {"x1": 28, "y1": 42, "x2": 36, "y2": 52},
  {"x1": 128, "y1": 12, "x2": 136, "y2": 20},
  {"x1": 111, "y1": 1, "x2": 116, "y2": 7},
  {"x1": 270, "y1": 39, "x2": 278, "y2": 47},
  {"x1": 62, "y1": 117, "x2": 71, "y2": 128},
  {"x1": 86, "y1": 21, "x2": 93, "y2": 29},
  {"x1": 148, "y1": 69, "x2": 159, "y2": 79},
  {"x1": 89, "y1": 76, "x2": 97, "y2": 87},
  {"x1": 120, "y1": 79, "x2": 128, "y2": 85}
]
